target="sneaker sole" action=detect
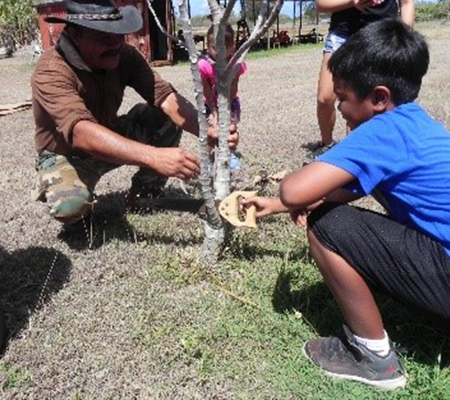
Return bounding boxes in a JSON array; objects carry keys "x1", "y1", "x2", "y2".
[{"x1": 302, "y1": 344, "x2": 407, "y2": 391}]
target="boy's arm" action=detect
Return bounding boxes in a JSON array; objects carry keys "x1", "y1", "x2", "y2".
[
  {"x1": 243, "y1": 197, "x2": 289, "y2": 218},
  {"x1": 280, "y1": 162, "x2": 355, "y2": 209},
  {"x1": 325, "y1": 188, "x2": 362, "y2": 203},
  {"x1": 399, "y1": 0, "x2": 415, "y2": 27},
  {"x1": 243, "y1": 164, "x2": 359, "y2": 218},
  {"x1": 243, "y1": 188, "x2": 360, "y2": 219}
]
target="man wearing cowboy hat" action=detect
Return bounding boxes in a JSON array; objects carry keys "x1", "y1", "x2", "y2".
[{"x1": 31, "y1": 0, "x2": 238, "y2": 223}]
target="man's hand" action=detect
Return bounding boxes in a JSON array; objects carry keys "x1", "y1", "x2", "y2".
[
  {"x1": 242, "y1": 196, "x2": 288, "y2": 218},
  {"x1": 150, "y1": 147, "x2": 200, "y2": 180}
]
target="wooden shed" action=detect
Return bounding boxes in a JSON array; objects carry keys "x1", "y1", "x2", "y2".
[{"x1": 37, "y1": 0, "x2": 176, "y2": 66}]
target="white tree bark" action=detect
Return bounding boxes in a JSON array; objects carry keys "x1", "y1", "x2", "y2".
[
  {"x1": 177, "y1": 0, "x2": 284, "y2": 263},
  {"x1": 179, "y1": 0, "x2": 224, "y2": 263}
]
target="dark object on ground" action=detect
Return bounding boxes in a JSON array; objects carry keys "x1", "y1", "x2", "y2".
[{"x1": 298, "y1": 28, "x2": 324, "y2": 44}]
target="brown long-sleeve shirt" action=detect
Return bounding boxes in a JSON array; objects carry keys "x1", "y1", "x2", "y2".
[{"x1": 32, "y1": 32, "x2": 176, "y2": 156}]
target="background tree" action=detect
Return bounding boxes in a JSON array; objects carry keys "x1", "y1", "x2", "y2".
[
  {"x1": 0, "y1": 0, "x2": 38, "y2": 50},
  {"x1": 415, "y1": 0, "x2": 450, "y2": 22}
]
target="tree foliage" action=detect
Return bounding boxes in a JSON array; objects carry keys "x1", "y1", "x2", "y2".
[
  {"x1": 0, "y1": 0, "x2": 38, "y2": 47},
  {"x1": 415, "y1": 0, "x2": 450, "y2": 22},
  {"x1": 303, "y1": 2, "x2": 319, "y2": 24}
]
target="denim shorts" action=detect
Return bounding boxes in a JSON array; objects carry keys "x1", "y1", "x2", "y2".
[{"x1": 324, "y1": 31, "x2": 348, "y2": 53}]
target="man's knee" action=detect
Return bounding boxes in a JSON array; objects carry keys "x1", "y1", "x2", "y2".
[
  {"x1": 35, "y1": 153, "x2": 93, "y2": 224},
  {"x1": 46, "y1": 186, "x2": 93, "y2": 224}
]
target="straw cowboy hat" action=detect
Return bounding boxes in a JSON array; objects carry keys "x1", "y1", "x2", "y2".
[{"x1": 45, "y1": 0, "x2": 143, "y2": 35}]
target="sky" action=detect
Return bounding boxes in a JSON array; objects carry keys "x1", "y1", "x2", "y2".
[
  {"x1": 185, "y1": 0, "x2": 301, "y2": 17},
  {"x1": 185, "y1": 0, "x2": 439, "y2": 17}
]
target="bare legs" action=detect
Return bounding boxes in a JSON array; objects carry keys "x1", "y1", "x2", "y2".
[
  {"x1": 307, "y1": 227, "x2": 385, "y2": 339},
  {"x1": 316, "y1": 53, "x2": 337, "y2": 147}
]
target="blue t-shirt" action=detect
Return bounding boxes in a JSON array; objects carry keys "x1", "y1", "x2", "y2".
[{"x1": 317, "y1": 103, "x2": 450, "y2": 257}]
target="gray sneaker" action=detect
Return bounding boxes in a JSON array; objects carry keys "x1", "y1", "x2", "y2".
[{"x1": 304, "y1": 325, "x2": 407, "y2": 390}]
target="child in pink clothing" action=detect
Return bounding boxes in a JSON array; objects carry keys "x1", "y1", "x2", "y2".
[{"x1": 198, "y1": 24, "x2": 247, "y2": 169}]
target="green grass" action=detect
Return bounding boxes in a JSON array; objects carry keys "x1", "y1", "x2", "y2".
[
  {"x1": 124, "y1": 214, "x2": 450, "y2": 399},
  {"x1": 2, "y1": 21, "x2": 450, "y2": 397},
  {"x1": 0, "y1": 362, "x2": 31, "y2": 389},
  {"x1": 246, "y1": 42, "x2": 323, "y2": 60},
  {"x1": 173, "y1": 41, "x2": 322, "y2": 66}
]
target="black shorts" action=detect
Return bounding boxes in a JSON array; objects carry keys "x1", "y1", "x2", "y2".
[{"x1": 308, "y1": 202, "x2": 450, "y2": 319}]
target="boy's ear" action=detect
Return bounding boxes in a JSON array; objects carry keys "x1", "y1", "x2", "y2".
[{"x1": 371, "y1": 86, "x2": 392, "y2": 112}]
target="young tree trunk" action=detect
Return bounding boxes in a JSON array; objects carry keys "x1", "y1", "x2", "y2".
[
  {"x1": 177, "y1": 0, "x2": 284, "y2": 263},
  {"x1": 179, "y1": 1, "x2": 225, "y2": 263}
]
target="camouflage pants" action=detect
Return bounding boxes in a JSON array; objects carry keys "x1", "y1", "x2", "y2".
[{"x1": 32, "y1": 104, "x2": 182, "y2": 224}]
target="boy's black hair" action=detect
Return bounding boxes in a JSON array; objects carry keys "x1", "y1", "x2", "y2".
[{"x1": 328, "y1": 19, "x2": 429, "y2": 105}]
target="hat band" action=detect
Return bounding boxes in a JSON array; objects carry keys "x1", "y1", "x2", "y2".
[{"x1": 67, "y1": 12, "x2": 123, "y2": 21}]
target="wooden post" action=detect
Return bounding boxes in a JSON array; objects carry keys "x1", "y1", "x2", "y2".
[
  {"x1": 293, "y1": 0, "x2": 296, "y2": 26},
  {"x1": 299, "y1": 0, "x2": 303, "y2": 37}
]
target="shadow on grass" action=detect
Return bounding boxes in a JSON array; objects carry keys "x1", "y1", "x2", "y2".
[
  {"x1": 272, "y1": 269, "x2": 450, "y2": 368},
  {"x1": 0, "y1": 245, "x2": 72, "y2": 352},
  {"x1": 226, "y1": 229, "x2": 309, "y2": 261},
  {"x1": 226, "y1": 241, "x2": 287, "y2": 261},
  {"x1": 58, "y1": 191, "x2": 203, "y2": 251}
]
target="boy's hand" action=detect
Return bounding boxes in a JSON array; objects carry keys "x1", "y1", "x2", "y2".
[
  {"x1": 242, "y1": 196, "x2": 288, "y2": 218},
  {"x1": 289, "y1": 208, "x2": 308, "y2": 227}
]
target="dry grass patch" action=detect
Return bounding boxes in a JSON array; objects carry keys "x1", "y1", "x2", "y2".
[{"x1": 0, "y1": 21, "x2": 449, "y2": 400}]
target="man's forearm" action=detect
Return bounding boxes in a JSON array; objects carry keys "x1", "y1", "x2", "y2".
[
  {"x1": 72, "y1": 120, "x2": 157, "y2": 168},
  {"x1": 72, "y1": 119, "x2": 201, "y2": 180}
]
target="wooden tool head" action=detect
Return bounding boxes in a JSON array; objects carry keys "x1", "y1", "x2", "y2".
[{"x1": 218, "y1": 191, "x2": 258, "y2": 228}]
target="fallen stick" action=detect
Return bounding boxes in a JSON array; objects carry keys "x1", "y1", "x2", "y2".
[
  {"x1": 0, "y1": 101, "x2": 32, "y2": 117},
  {"x1": 210, "y1": 281, "x2": 261, "y2": 310}
]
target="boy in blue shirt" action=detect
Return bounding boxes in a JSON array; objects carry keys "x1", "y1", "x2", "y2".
[{"x1": 244, "y1": 19, "x2": 450, "y2": 390}]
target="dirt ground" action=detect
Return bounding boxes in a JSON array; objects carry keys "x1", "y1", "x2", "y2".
[{"x1": 0, "y1": 22, "x2": 450, "y2": 399}]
